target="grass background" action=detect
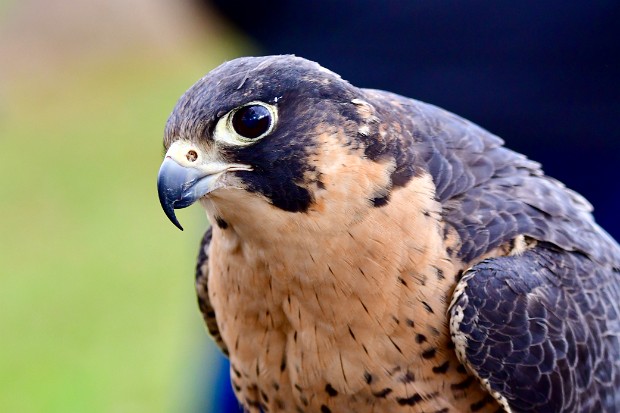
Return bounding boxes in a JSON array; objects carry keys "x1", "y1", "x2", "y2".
[{"x1": 0, "y1": 20, "x2": 247, "y2": 411}]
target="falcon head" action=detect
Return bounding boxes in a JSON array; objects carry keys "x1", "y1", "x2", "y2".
[{"x1": 157, "y1": 55, "x2": 421, "y2": 235}]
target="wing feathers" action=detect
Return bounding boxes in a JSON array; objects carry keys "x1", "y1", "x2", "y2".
[{"x1": 450, "y1": 245, "x2": 620, "y2": 412}]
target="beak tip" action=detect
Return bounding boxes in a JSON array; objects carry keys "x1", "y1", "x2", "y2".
[
  {"x1": 173, "y1": 218, "x2": 184, "y2": 232},
  {"x1": 167, "y1": 209, "x2": 184, "y2": 231},
  {"x1": 158, "y1": 191, "x2": 185, "y2": 231}
]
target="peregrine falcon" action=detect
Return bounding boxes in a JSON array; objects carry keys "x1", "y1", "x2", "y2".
[{"x1": 157, "y1": 55, "x2": 620, "y2": 412}]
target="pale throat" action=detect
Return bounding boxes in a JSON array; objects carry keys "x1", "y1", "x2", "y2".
[
  {"x1": 204, "y1": 172, "x2": 457, "y2": 341},
  {"x1": 204, "y1": 172, "x2": 468, "y2": 400}
]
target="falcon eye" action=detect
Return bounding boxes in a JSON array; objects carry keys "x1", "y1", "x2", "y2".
[
  {"x1": 231, "y1": 104, "x2": 272, "y2": 140},
  {"x1": 214, "y1": 101, "x2": 277, "y2": 146}
]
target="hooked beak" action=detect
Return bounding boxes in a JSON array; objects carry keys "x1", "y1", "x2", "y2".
[{"x1": 156, "y1": 141, "x2": 251, "y2": 230}]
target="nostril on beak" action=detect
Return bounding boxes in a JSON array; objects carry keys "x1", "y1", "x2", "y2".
[{"x1": 186, "y1": 150, "x2": 198, "y2": 162}]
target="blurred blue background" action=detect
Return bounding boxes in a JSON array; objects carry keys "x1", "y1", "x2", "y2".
[{"x1": 1, "y1": 1, "x2": 618, "y2": 412}]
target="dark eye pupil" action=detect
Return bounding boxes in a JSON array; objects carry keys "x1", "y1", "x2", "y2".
[{"x1": 232, "y1": 105, "x2": 271, "y2": 139}]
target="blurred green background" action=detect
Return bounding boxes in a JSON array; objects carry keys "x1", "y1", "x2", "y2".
[{"x1": 0, "y1": 1, "x2": 247, "y2": 411}]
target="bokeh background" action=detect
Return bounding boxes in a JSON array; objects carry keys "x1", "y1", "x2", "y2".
[
  {"x1": 0, "y1": 1, "x2": 250, "y2": 412},
  {"x1": 1, "y1": 1, "x2": 619, "y2": 412}
]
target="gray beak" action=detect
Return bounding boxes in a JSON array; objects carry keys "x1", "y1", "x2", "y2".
[{"x1": 157, "y1": 157, "x2": 219, "y2": 230}]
